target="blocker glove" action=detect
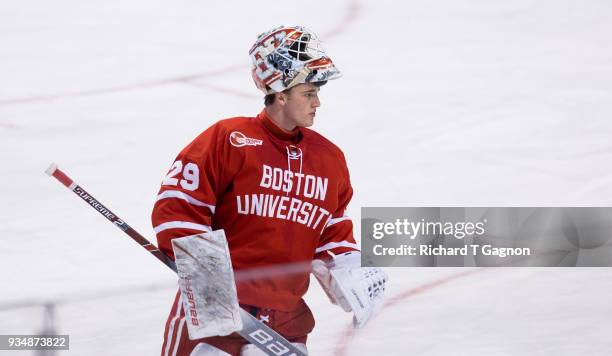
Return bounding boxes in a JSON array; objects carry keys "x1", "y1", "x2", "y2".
[{"x1": 312, "y1": 251, "x2": 388, "y2": 328}]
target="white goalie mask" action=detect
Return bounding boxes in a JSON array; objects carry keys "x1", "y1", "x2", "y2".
[{"x1": 249, "y1": 25, "x2": 342, "y2": 94}]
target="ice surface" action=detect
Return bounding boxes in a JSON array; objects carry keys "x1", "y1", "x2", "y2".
[{"x1": 1, "y1": 0, "x2": 612, "y2": 354}]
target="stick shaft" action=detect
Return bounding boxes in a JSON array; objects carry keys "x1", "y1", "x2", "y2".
[
  {"x1": 46, "y1": 164, "x2": 177, "y2": 271},
  {"x1": 46, "y1": 163, "x2": 305, "y2": 356}
]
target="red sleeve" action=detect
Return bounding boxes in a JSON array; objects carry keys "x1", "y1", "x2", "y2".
[
  {"x1": 151, "y1": 123, "x2": 229, "y2": 259},
  {"x1": 314, "y1": 152, "x2": 359, "y2": 260}
]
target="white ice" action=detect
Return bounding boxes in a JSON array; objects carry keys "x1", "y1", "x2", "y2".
[{"x1": 1, "y1": 0, "x2": 612, "y2": 355}]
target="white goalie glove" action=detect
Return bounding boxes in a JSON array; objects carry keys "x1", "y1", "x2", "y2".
[{"x1": 312, "y1": 252, "x2": 388, "y2": 328}]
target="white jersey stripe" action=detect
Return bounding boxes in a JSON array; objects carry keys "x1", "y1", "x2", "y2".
[
  {"x1": 326, "y1": 216, "x2": 351, "y2": 227},
  {"x1": 164, "y1": 296, "x2": 182, "y2": 356},
  {"x1": 157, "y1": 190, "x2": 216, "y2": 213},
  {"x1": 315, "y1": 241, "x2": 359, "y2": 254},
  {"x1": 154, "y1": 221, "x2": 212, "y2": 234},
  {"x1": 171, "y1": 318, "x2": 186, "y2": 356}
]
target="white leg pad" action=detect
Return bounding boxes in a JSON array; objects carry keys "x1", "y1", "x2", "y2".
[
  {"x1": 240, "y1": 343, "x2": 307, "y2": 355},
  {"x1": 190, "y1": 342, "x2": 232, "y2": 356}
]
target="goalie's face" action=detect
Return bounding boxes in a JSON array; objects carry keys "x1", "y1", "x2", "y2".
[{"x1": 278, "y1": 83, "x2": 321, "y2": 130}]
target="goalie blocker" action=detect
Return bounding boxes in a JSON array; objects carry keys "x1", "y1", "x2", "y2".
[{"x1": 172, "y1": 231, "x2": 243, "y2": 339}]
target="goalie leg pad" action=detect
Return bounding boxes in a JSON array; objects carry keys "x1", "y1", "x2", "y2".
[
  {"x1": 172, "y1": 230, "x2": 243, "y2": 339},
  {"x1": 190, "y1": 342, "x2": 232, "y2": 355},
  {"x1": 240, "y1": 342, "x2": 307, "y2": 355}
]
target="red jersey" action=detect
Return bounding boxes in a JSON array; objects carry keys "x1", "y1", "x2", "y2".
[{"x1": 152, "y1": 109, "x2": 358, "y2": 311}]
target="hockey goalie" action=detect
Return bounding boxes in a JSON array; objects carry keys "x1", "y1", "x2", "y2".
[{"x1": 152, "y1": 24, "x2": 388, "y2": 356}]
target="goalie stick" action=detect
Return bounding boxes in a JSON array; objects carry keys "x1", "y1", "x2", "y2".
[{"x1": 45, "y1": 163, "x2": 306, "y2": 356}]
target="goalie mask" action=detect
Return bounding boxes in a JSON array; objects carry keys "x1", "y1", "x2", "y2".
[{"x1": 249, "y1": 25, "x2": 342, "y2": 94}]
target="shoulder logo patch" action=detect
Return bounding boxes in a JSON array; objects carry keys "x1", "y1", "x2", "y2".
[{"x1": 229, "y1": 131, "x2": 263, "y2": 148}]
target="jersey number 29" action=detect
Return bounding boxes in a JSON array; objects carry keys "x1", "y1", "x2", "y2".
[{"x1": 162, "y1": 161, "x2": 199, "y2": 191}]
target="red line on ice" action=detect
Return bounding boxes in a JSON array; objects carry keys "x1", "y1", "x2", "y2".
[
  {"x1": 0, "y1": 0, "x2": 361, "y2": 107},
  {"x1": 322, "y1": 0, "x2": 361, "y2": 40},
  {"x1": 0, "y1": 65, "x2": 243, "y2": 106},
  {"x1": 335, "y1": 268, "x2": 487, "y2": 356}
]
